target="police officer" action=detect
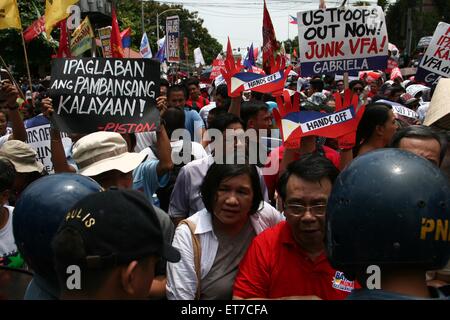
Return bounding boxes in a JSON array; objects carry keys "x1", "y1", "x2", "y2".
[
  {"x1": 13, "y1": 174, "x2": 102, "y2": 299},
  {"x1": 327, "y1": 149, "x2": 450, "y2": 299}
]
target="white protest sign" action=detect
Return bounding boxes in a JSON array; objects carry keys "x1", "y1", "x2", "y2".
[
  {"x1": 297, "y1": 6, "x2": 388, "y2": 76},
  {"x1": 299, "y1": 109, "x2": 353, "y2": 133},
  {"x1": 24, "y1": 115, "x2": 72, "y2": 174},
  {"x1": 416, "y1": 22, "x2": 450, "y2": 86},
  {"x1": 194, "y1": 47, "x2": 205, "y2": 67},
  {"x1": 377, "y1": 99, "x2": 418, "y2": 120}
]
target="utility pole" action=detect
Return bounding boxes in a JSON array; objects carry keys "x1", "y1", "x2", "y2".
[{"x1": 141, "y1": 0, "x2": 145, "y2": 36}]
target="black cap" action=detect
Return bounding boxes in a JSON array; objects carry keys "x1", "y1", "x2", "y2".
[{"x1": 57, "y1": 189, "x2": 180, "y2": 268}]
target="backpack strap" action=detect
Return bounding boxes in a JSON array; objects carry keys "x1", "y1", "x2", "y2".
[{"x1": 179, "y1": 219, "x2": 202, "y2": 300}]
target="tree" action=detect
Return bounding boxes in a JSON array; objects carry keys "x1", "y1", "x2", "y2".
[
  {"x1": 0, "y1": 0, "x2": 56, "y2": 78},
  {"x1": 116, "y1": 1, "x2": 222, "y2": 65},
  {"x1": 385, "y1": 0, "x2": 445, "y2": 52}
]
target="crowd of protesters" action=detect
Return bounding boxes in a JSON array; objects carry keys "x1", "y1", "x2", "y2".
[{"x1": 0, "y1": 56, "x2": 449, "y2": 301}]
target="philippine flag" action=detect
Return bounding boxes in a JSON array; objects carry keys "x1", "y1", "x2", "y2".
[
  {"x1": 289, "y1": 15, "x2": 298, "y2": 25},
  {"x1": 121, "y1": 27, "x2": 131, "y2": 48}
]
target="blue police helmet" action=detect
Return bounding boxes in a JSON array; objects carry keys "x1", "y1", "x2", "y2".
[
  {"x1": 327, "y1": 149, "x2": 450, "y2": 272},
  {"x1": 13, "y1": 173, "x2": 102, "y2": 285}
]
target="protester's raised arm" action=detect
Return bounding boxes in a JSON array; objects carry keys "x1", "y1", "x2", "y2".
[
  {"x1": 155, "y1": 122, "x2": 173, "y2": 177},
  {"x1": 1, "y1": 81, "x2": 26, "y2": 142},
  {"x1": 42, "y1": 98, "x2": 76, "y2": 173}
]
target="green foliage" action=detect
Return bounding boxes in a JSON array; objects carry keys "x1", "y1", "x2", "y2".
[
  {"x1": 385, "y1": 0, "x2": 444, "y2": 51},
  {"x1": 116, "y1": 1, "x2": 222, "y2": 65},
  {"x1": 377, "y1": 0, "x2": 390, "y2": 11},
  {"x1": 0, "y1": 0, "x2": 222, "y2": 78},
  {"x1": 0, "y1": 0, "x2": 55, "y2": 78}
]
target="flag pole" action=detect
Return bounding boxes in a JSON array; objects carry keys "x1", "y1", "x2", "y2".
[
  {"x1": 0, "y1": 55, "x2": 26, "y2": 100},
  {"x1": 20, "y1": 32, "x2": 33, "y2": 95}
]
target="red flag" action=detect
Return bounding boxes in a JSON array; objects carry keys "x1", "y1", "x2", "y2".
[
  {"x1": 262, "y1": 0, "x2": 279, "y2": 74},
  {"x1": 226, "y1": 37, "x2": 234, "y2": 65},
  {"x1": 23, "y1": 16, "x2": 46, "y2": 42},
  {"x1": 56, "y1": 19, "x2": 71, "y2": 58},
  {"x1": 110, "y1": 6, "x2": 124, "y2": 58}
]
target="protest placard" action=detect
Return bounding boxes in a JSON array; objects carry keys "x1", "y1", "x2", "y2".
[
  {"x1": 166, "y1": 15, "x2": 180, "y2": 63},
  {"x1": 376, "y1": 99, "x2": 418, "y2": 125},
  {"x1": 416, "y1": 22, "x2": 450, "y2": 86},
  {"x1": 297, "y1": 6, "x2": 388, "y2": 77},
  {"x1": 281, "y1": 106, "x2": 357, "y2": 145},
  {"x1": 48, "y1": 58, "x2": 160, "y2": 134},
  {"x1": 210, "y1": 58, "x2": 225, "y2": 79},
  {"x1": 24, "y1": 115, "x2": 72, "y2": 174},
  {"x1": 423, "y1": 78, "x2": 450, "y2": 129},
  {"x1": 98, "y1": 27, "x2": 112, "y2": 58},
  {"x1": 70, "y1": 16, "x2": 94, "y2": 57}
]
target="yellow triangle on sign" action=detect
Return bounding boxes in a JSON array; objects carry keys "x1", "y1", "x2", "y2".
[{"x1": 281, "y1": 119, "x2": 300, "y2": 141}]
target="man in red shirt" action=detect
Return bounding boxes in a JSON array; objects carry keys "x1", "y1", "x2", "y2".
[
  {"x1": 233, "y1": 154, "x2": 357, "y2": 300},
  {"x1": 186, "y1": 77, "x2": 210, "y2": 112}
]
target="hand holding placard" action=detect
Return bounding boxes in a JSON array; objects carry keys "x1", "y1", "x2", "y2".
[
  {"x1": 334, "y1": 88, "x2": 365, "y2": 150},
  {"x1": 268, "y1": 55, "x2": 292, "y2": 96},
  {"x1": 274, "y1": 90, "x2": 301, "y2": 149},
  {"x1": 220, "y1": 57, "x2": 244, "y2": 97}
]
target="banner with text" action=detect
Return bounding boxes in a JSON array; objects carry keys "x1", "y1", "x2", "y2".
[
  {"x1": 416, "y1": 22, "x2": 450, "y2": 86},
  {"x1": 281, "y1": 106, "x2": 357, "y2": 144},
  {"x1": 48, "y1": 58, "x2": 160, "y2": 134},
  {"x1": 24, "y1": 115, "x2": 72, "y2": 174},
  {"x1": 98, "y1": 27, "x2": 112, "y2": 58},
  {"x1": 297, "y1": 6, "x2": 388, "y2": 77},
  {"x1": 166, "y1": 15, "x2": 180, "y2": 63},
  {"x1": 70, "y1": 16, "x2": 94, "y2": 57}
]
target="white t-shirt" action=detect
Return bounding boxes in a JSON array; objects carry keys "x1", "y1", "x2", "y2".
[
  {"x1": 0, "y1": 133, "x2": 11, "y2": 149},
  {"x1": 0, "y1": 205, "x2": 24, "y2": 268}
]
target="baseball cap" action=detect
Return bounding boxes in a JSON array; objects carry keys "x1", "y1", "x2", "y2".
[
  {"x1": 72, "y1": 132, "x2": 146, "y2": 176},
  {"x1": 0, "y1": 140, "x2": 44, "y2": 173},
  {"x1": 55, "y1": 188, "x2": 180, "y2": 268}
]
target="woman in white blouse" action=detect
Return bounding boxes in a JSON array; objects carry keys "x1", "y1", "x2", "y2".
[{"x1": 166, "y1": 163, "x2": 283, "y2": 300}]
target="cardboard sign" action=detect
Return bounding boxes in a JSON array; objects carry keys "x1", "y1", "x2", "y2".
[
  {"x1": 297, "y1": 6, "x2": 388, "y2": 77},
  {"x1": 210, "y1": 59, "x2": 225, "y2": 79},
  {"x1": 423, "y1": 78, "x2": 450, "y2": 129},
  {"x1": 281, "y1": 106, "x2": 357, "y2": 143},
  {"x1": 166, "y1": 15, "x2": 180, "y2": 63},
  {"x1": 229, "y1": 70, "x2": 285, "y2": 96},
  {"x1": 416, "y1": 22, "x2": 450, "y2": 86},
  {"x1": 24, "y1": 115, "x2": 72, "y2": 174},
  {"x1": 48, "y1": 58, "x2": 160, "y2": 134},
  {"x1": 98, "y1": 27, "x2": 112, "y2": 58},
  {"x1": 377, "y1": 99, "x2": 418, "y2": 125},
  {"x1": 70, "y1": 16, "x2": 94, "y2": 57}
]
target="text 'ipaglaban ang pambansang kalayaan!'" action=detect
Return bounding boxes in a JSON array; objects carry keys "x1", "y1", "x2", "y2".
[{"x1": 48, "y1": 58, "x2": 161, "y2": 134}]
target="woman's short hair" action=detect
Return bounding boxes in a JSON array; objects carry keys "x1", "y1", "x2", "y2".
[{"x1": 201, "y1": 163, "x2": 263, "y2": 215}]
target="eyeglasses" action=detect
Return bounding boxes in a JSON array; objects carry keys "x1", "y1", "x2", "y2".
[
  {"x1": 284, "y1": 203, "x2": 327, "y2": 217},
  {"x1": 353, "y1": 87, "x2": 364, "y2": 92}
]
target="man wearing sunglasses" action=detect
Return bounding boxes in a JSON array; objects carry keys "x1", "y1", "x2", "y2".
[{"x1": 233, "y1": 154, "x2": 358, "y2": 300}]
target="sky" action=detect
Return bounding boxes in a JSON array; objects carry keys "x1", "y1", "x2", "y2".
[{"x1": 155, "y1": 0, "x2": 381, "y2": 52}]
